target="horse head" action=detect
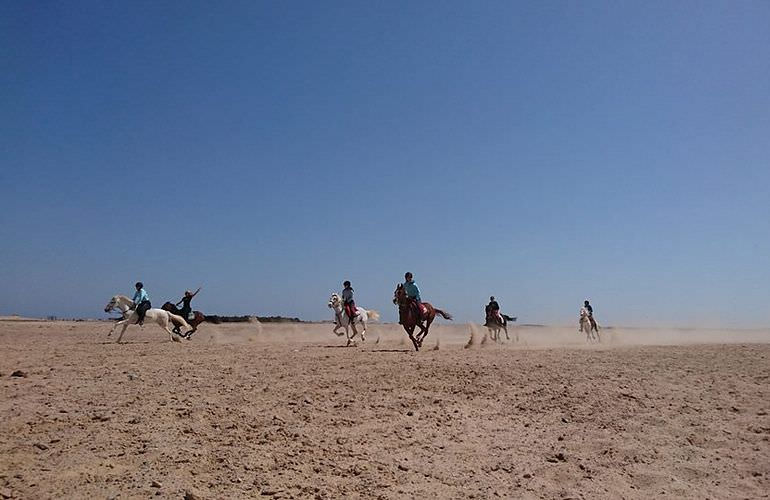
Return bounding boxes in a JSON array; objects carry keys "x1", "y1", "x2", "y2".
[
  {"x1": 104, "y1": 296, "x2": 118, "y2": 313},
  {"x1": 579, "y1": 307, "x2": 589, "y2": 319},
  {"x1": 327, "y1": 293, "x2": 341, "y2": 309},
  {"x1": 105, "y1": 295, "x2": 132, "y2": 314},
  {"x1": 393, "y1": 284, "x2": 408, "y2": 305},
  {"x1": 161, "y1": 302, "x2": 176, "y2": 313}
]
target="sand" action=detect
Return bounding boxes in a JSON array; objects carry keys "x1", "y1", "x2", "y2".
[{"x1": 0, "y1": 320, "x2": 768, "y2": 499}]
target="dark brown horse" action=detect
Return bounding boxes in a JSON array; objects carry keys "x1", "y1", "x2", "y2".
[
  {"x1": 161, "y1": 302, "x2": 205, "y2": 338},
  {"x1": 393, "y1": 284, "x2": 453, "y2": 351}
]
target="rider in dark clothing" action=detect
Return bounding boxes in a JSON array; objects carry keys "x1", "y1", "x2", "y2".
[
  {"x1": 342, "y1": 281, "x2": 357, "y2": 322},
  {"x1": 484, "y1": 296, "x2": 501, "y2": 326},
  {"x1": 176, "y1": 287, "x2": 201, "y2": 320},
  {"x1": 584, "y1": 300, "x2": 597, "y2": 329}
]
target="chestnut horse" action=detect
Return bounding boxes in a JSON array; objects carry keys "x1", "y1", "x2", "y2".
[
  {"x1": 161, "y1": 302, "x2": 205, "y2": 338},
  {"x1": 393, "y1": 284, "x2": 453, "y2": 351}
]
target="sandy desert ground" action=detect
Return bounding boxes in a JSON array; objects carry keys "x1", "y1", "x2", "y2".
[{"x1": 1, "y1": 319, "x2": 768, "y2": 499}]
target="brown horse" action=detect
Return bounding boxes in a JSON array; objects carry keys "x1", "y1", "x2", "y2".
[
  {"x1": 161, "y1": 302, "x2": 205, "y2": 338},
  {"x1": 393, "y1": 284, "x2": 453, "y2": 351}
]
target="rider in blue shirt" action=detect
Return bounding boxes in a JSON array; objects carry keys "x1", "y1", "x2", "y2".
[
  {"x1": 133, "y1": 282, "x2": 151, "y2": 326},
  {"x1": 402, "y1": 272, "x2": 424, "y2": 322},
  {"x1": 403, "y1": 272, "x2": 421, "y2": 302}
]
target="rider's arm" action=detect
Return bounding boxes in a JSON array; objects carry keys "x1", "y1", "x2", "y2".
[{"x1": 191, "y1": 287, "x2": 201, "y2": 298}]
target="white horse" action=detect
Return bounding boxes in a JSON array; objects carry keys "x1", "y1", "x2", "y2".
[
  {"x1": 486, "y1": 313, "x2": 518, "y2": 343},
  {"x1": 579, "y1": 307, "x2": 600, "y2": 343},
  {"x1": 104, "y1": 295, "x2": 190, "y2": 343},
  {"x1": 327, "y1": 293, "x2": 380, "y2": 346}
]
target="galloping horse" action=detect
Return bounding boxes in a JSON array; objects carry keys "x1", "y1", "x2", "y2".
[
  {"x1": 486, "y1": 313, "x2": 518, "y2": 343},
  {"x1": 161, "y1": 302, "x2": 205, "y2": 338},
  {"x1": 327, "y1": 293, "x2": 380, "y2": 346},
  {"x1": 579, "y1": 307, "x2": 600, "y2": 343},
  {"x1": 393, "y1": 284, "x2": 453, "y2": 351},
  {"x1": 104, "y1": 295, "x2": 190, "y2": 343}
]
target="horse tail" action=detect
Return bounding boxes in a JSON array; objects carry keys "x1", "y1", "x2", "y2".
[
  {"x1": 502, "y1": 314, "x2": 517, "y2": 322},
  {"x1": 168, "y1": 312, "x2": 190, "y2": 329},
  {"x1": 434, "y1": 309, "x2": 453, "y2": 320},
  {"x1": 367, "y1": 310, "x2": 380, "y2": 321}
]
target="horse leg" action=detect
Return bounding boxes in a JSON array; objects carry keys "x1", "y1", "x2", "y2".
[
  {"x1": 405, "y1": 325, "x2": 419, "y2": 351},
  {"x1": 416, "y1": 315, "x2": 429, "y2": 342},
  {"x1": 156, "y1": 314, "x2": 181, "y2": 342},
  {"x1": 164, "y1": 323, "x2": 182, "y2": 342},
  {"x1": 359, "y1": 318, "x2": 366, "y2": 342},
  {"x1": 115, "y1": 320, "x2": 131, "y2": 343},
  {"x1": 345, "y1": 319, "x2": 356, "y2": 347},
  {"x1": 186, "y1": 319, "x2": 200, "y2": 338},
  {"x1": 417, "y1": 317, "x2": 434, "y2": 348},
  {"x1": 171, "y1": 317, "x2": 182, "y2": 335}
]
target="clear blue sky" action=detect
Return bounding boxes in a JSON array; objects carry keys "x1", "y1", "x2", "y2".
[{"x1": 2, "y1": 1, "x2": 769, "y2": 327}]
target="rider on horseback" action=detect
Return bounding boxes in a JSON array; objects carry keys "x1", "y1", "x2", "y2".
[
  {"x1": 584, "y1": 300, "x2": 597, "y2": 330},
  {"x1": 133, "y1": 282, "x2": 151, "y2": 326},
  {"x1": 342, "y1": 281, "x2": 357, "y2": 323},
  {"x1": 401, "y1": 272, "x2": 425, "y2": 323},
  {"x1": 176, "y1": 287, "x2": 201, "y2": 321},
  {"x1": 484, "y1": 296, "x2": 503, "y2": 326}
]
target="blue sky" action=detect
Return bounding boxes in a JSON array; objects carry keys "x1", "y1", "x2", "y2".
[{"x1": 1, "y1": 1, "x2": 769, "y2": 327}]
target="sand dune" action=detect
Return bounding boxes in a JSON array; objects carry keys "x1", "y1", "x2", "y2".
[{"x1": 0, "y1": 320, "x2": 768, "y2": 499}]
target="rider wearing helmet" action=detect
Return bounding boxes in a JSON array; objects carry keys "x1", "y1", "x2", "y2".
[
  {"x1": 133, "y1": 282, "x2": 151, "y2": 326},
  {"x1": 341, "y1": 281, "x2": 357, "y2": 323},
  {"x1": 484, "y1": 296, "x2": 501, "y2": 326},
  {"x1": 584, "y1": 300, "x2": 597, "y2": 330},
  {"x1": 176, "y1": 287, "x2": 201, "y2": 320},
  {"x1": 402, "y1": 272, "x2": 424, "y2": 322}
]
